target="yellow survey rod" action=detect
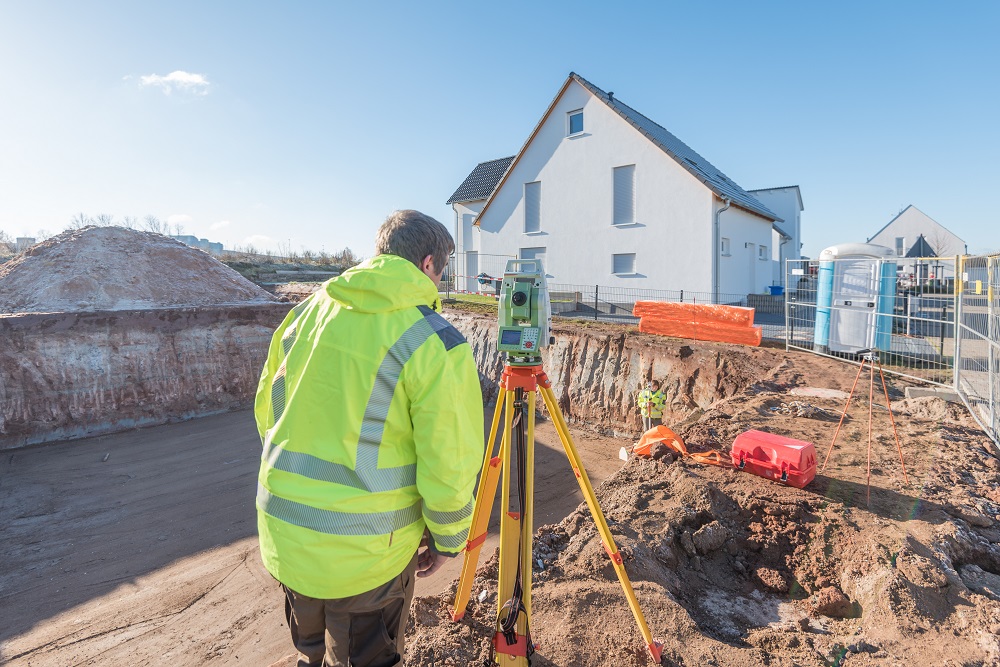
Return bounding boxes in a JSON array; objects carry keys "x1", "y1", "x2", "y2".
[
  {"x1": 451, "y1": 395, "x2": 506, "y2": 621},
  {"x1": 539, "y1": 384, "x2": 662, "y2": 662}
]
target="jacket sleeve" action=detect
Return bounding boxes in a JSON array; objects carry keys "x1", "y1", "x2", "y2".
[
  {"x1": 254, "y1": 306, "x2": 298, "y2": 444},
  {"x1": 407, "y1": 337, "x2": 484, "y2": 555}
]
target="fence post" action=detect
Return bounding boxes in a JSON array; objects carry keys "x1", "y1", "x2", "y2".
[
  {"x1": 594, "y1": 285, "x2": 599, "y2": 321},
  {"x1": 989, "y1": 256, "x2": 996, "y2": 437},
  {"x1": 940, "y1": 305, "x2": 947, "y2": 356},
  {"x1": 680, "y1": 289, "x2": 684, "y2": 303},
  {"x1": 954, "y1": 255, "x2": 964, "y2": 393}
]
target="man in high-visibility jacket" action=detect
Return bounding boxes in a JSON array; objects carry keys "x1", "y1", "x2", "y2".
[
  {"x1": 255, "y1": 210, "x2": 483, "y2": 667},
  {"x1": 636, "y1": 379, "x2": 666, "y2": 432}
]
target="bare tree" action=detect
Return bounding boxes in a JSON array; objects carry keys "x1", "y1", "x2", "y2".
[
  {"x1": 68, "y1": 212, "x2": 91, "y2": 229},
  {"x1": 93, "y1": 213, "x2": 115, "y2": 227},
  {"x1": 172, "y1": 222, "x2": 185, "y2": 236},
  {"x1": 0, "y1": 229, "x2": 14, "y2": 255},
  {"x1": 143, "y1": 215, "x2": 168, "y2": 234},
  {"x1": 120, "y1": 215, "x2": 138, "y2": 230}
]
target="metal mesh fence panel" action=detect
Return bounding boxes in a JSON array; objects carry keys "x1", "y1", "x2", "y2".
[
  {"x1": 785, "y1": 256, "x2": 957, "y2": 386},
  {"x1": 955, "y1": 254, "x2": 999, "y2": 446}
]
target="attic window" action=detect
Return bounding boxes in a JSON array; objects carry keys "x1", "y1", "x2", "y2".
[{"x1": 568, "y1": 110, "x2": 584, "y2": 136}]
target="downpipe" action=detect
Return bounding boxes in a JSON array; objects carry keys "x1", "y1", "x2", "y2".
[{"x1": 713, "y1": 198, "x2": 731, "y2": 304}]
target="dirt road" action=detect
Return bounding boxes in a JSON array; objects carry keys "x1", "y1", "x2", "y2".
[{"x1": 0, "y1": 407, "x2": 625, "y2": 666}]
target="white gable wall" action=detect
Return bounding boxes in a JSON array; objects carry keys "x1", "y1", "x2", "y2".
[
  {"x1": 868, "y1": 205, "x2": 966, "y2": 280},
  {"x1": 749, "y1": 187, "x2": 803, "y2": 287},
  {"x1": 868, "y1": 206, "x2": 966, "y2": 258},
  {"x1": 718, "y1": 204, "x2": 775, "y2": 299},
  {"x1": 451, "y1": 200, "x2": 484, "y2": 292},
  {"x1": 476, "y1": 80, "x2": 717, "y2": 293}
]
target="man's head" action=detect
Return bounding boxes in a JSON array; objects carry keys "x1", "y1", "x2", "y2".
[
  {"x1": 375, "y1": 210, "x2": 454, "y2": 283},
  {"x1": 651, "y1": 380, "x2": 661, "y2": 390}
]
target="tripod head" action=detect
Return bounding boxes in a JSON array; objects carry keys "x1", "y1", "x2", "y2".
[{"x1": 497, "y1": 259, "x2": 552, "y2": 364}]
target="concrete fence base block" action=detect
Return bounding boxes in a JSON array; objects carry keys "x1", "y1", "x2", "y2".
[{"x1": 904, "y1": 386, "x2": 962, "y2": 403}]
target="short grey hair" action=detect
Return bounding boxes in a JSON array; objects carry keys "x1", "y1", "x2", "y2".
[{"x1": 374, "y1": 210, "x2": 454, "y2": 274}]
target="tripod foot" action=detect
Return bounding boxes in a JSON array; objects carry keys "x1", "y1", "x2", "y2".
[{"x1": 648, "y1": 640, "x2": 664, "y2": 663}]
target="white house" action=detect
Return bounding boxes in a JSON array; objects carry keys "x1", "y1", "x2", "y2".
[
  {"x1": 747, "y1": 186, "x2": 804, "y2": 288},
  {"x1": 867, "y1": 205, "x2": 966, "y2": 281},
  {"x1": 447, "y1": 72, "x2": 786, "y2": 302}
]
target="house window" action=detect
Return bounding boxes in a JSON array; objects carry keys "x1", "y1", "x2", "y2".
[
  {"x1": 721, "y1": 237, "x2": 731, "y2": 256},
  {"x1": 568, "y1": 110, "x2": 584, "y2": 136},
  {"x1": 613, "y1": 165, "x2": 636, "y2": 226},
  {"x1": 524, "y1": 181, "x2": 541, "y2": 233},
  {"x1": 612, "y1": 253, "x2": 636, "y2": 275},
  {"x1": 895, "y1": 237, "x2": 905, "y2": 256},
  {"x1": 520, "y1": 246, "x2": 547, "y2": 273},
  {"x1": 759, "y1": 245, "x2": 768, "y2": 260}
]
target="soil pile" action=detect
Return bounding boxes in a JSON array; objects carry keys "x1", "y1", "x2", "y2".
[
  {"x1": 407, "y1": 356, "x2": 1000, "y2": 666},
  {"x1": 0, "y1": 226, "x2": 277, "y2": 313}
]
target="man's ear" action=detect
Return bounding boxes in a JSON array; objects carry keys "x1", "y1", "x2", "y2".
[{"x1": 421, "y1": 254, "x2": 435, "y2": 273}]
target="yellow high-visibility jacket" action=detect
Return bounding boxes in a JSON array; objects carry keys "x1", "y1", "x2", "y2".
[
  {"x1": 637, "y1": 388, "x2": 666, "y2": 418},
  {"x1": 255, "y1": 254, "x2": 484, "y2": 599}
]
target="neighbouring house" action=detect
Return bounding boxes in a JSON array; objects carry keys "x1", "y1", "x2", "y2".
[
  {"x1": 171, "y1": 234, "x2": 224, "y2": 255},
  {"x1": 747, "y1": 186, "x2": 804, "y2": 288},
  {"x1": 866, "y1": 205, "x2": 966, "y2": 283},
  {"x1": 446, "y1": 72, "x2": 791, "y2": 302},
  {"x1": 446, "y1": 155, "x2": 515, "y2": 293}
]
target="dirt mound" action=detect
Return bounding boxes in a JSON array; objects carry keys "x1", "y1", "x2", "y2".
[
  {"x1": 407, "y1": 353, "x2": 1000, "y2": 666},
  {"x1": 0, "y1": 226, "x2": 277, "y2": 313}
]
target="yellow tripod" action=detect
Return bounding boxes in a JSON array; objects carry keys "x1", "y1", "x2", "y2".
[{"x1": 451, "y1": 361, "x2": 662, "y2": 664}]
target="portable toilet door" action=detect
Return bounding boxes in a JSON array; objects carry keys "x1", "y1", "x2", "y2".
[{"x1": 814, "y1": 243, "x2": 896, "y2": 354}]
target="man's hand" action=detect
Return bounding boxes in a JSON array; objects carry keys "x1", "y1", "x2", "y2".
[{"x1": 416, "y1": 546, "x2": 448, "y2": 578}]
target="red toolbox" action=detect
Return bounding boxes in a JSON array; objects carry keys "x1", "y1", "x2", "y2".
[{"x1": 731, "y1": 430, "x2": 817, "y2": 488}]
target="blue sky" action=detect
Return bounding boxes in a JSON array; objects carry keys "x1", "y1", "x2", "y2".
[{"x1": 1, "y1": 1, "x2": 997, "y2": 258}]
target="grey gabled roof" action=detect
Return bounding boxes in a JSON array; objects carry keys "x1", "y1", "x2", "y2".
[
  {"x1": 906, "y1": 234, "x2": 936, "y2": 258},
  {"x1": 446, "y1": 156, "x2": 515, "y2": 204},
  {"x1": 570, "y1": 73, "x2": 781, "y2": 222}
]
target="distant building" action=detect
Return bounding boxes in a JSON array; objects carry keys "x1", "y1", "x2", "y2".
[
  {"x1": 15, "y1": 237, "x2": 36, "y2": 252},
  {"x1": 171, "y1": 235, "x2": 224, "y2": 255},
  {"x1": 866, "y1": 205, "x2": 965, "y2": 282}
]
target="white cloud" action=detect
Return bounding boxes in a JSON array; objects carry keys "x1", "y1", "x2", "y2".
[
  {"x1": 138, "y1": 70, "x2": 211, "y2": 96},
  {"x1": 210, "y1": 220, "x2": 231, "y2": 231}
]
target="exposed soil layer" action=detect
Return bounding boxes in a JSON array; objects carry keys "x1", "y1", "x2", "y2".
[
  {"x1": 407, "y1": 356, "x2": 1000, "y2": 667},
  {"x1": 0, "y1": 226, "x2": 277, "y2": 313}
]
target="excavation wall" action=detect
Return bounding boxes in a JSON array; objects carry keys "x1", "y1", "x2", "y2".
[
  {"x1": 0, "y1": 308, "x2": 780, "y2": 449},
  {"x1": 0, "y1": 305, "x2": 291, "y2": 449},
  {"x1": 447, "y1": 312, "x2": 780, "y2": 436}
]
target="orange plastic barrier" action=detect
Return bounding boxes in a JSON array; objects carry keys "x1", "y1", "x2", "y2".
[
  {"x1": 633, "y1": 301, "x2": 762, "y2": 347},
  {"x1": 632, "y1": 425, "x2": 730, "y2": 467}
]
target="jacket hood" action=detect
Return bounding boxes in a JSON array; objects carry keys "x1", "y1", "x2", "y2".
[{"x1": 324, "y1": 254, "x2": 441, "y2": 313}]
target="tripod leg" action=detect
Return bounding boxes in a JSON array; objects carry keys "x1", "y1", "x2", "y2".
[
  {"x1": 821, "y1": 358, "x2": 867, "y2": 472},
  {"x1": 523, "y1": 390, "x2": 536, "y2": 620},
  {"x1": 876, "y1": 360, "x2": 910, "y2": 485},
  {"x1": 538, "y1": 385, "x2": 662, "y2": 663},
  {"x1": 452, "y1": 392, "x2": 508, "y2": 621},
  {"x1": 867, "y1": 357, "x2": 875, "y2": 503},
  {"x1": 496, "y1": 388, "x2": 530, "y2": 666}
]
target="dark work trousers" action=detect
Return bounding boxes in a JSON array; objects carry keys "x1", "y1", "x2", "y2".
[
  {"x1": 642, "y1": 415, "x2": 662, "y2": 432},
  {"x1": 282, "y1": 552, "x2": 418, "y2": 667}
]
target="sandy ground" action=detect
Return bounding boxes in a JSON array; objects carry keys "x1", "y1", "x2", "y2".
[{"x1": 0, "y1": 407, "x2": 625, "y2": 666}]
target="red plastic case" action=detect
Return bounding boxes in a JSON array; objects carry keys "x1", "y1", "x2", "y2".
[{"x1": 731, "y1": 430, "x2": 817, "y2": 488}]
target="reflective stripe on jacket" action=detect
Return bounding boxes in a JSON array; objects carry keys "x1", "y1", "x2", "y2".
[
  {"x1": 255, "y1": 254, "x2": 484, "y2": 599},
  {"x1": 637, "y1": 388, "x2": 666, "y2": 418}
]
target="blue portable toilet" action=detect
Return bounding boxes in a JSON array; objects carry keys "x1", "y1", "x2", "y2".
[{"x1": 814, "y1": 243, "x2": 896, "y2": 355}]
